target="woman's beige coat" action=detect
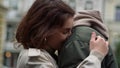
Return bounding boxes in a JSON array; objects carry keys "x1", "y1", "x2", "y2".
[{"x1": 16, "y1": 48, "x2": 104, "y2": 68}]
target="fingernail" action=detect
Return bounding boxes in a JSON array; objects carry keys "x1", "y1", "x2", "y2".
[{"x1": 92, "y1": 32, "x2": 95, "y2": 34}]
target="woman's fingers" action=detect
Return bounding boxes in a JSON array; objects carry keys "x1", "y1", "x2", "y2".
[
  {"x1": 105, "y1": 41, "x2": 109, "y2": 50},
  {"x1": 96, "y1": 36, "x2": 105, "y2": 42},
  {"x1": 91, "y1": 32, "x2": 96, "y2": 41},
  {"x1": 90, "y1": 32, "x2": 109, "y2": 57},
  {"x1": 106, "y1": 41, "x2": 109, "y2": 46},
  {"x1": 90, "y1": 32, "x2": 96, "y2": 50}
]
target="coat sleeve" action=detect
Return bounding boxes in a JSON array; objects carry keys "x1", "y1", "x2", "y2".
[{"x1": 77, "y1": 50, "x2": 104, "y2": 68}]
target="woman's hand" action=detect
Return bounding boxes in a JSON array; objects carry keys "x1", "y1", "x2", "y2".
[{"x1": 90, "y1": 32, "x2": 109, "y2": 57}]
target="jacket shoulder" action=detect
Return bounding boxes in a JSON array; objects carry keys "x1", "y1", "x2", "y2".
[{"x1": 72, "y1": 26, "x2": 103, "y2": 42}]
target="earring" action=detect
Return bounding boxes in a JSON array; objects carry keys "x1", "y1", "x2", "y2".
[
  {"x1": 44, "y1": 37, "x2": 47, "y2": 45},
  {"x1": 45, "y1": 38, "x2": 47, "y2": 41},
  {"x1": 44, "y1": 37, "x2": 47, "y2": 43}
]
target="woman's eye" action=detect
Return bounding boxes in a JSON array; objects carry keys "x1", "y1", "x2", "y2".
[
  {"x1": 63, "y1": 30, "x2": 71, "y2": 35},
  {"x1": 63, "y1": 31, "x2": 69, "y2": 34}
]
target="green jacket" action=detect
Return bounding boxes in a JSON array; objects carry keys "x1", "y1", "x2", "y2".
[{"x1": 58, "y1": 26, "x2": 118, "y2": 68}]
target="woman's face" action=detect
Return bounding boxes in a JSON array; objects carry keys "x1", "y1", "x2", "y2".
[{"x1": 46, "y1": 17, "x2": 73, "y2": 50}]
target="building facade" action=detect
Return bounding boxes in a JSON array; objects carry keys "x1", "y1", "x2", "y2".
[
  {"x1": 2, "y1": 0, "x2": 34, "y2": 68},
  {"x1": 0, "y1": 2, "x2": 7, "y2": 68}
]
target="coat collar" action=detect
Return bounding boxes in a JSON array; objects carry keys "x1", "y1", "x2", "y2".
[{"x1": 28, "y1": 48, "x2": 42, "y2": 57}]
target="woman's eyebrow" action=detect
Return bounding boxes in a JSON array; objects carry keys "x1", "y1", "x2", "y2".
[{"x1": 63, "y1": 28, "x2": 71, "y2": 31}]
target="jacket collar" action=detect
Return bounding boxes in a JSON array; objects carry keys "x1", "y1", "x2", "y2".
[{"x1": 28, "y1": 48, "x2": 42, "y2": 57}]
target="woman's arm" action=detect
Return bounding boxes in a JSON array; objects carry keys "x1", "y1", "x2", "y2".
[
  {"x1": 77, "y1": 32, "x2": 109, "y2": 68},
  {"x1": 77, "y1": 50, "x2": 104, "y2": 68}
]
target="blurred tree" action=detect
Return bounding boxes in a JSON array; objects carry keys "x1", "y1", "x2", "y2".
[{"x1": 115, "y1": 38, "x2": 120, "y2": 68}]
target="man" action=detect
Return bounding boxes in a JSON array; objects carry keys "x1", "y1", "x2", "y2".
[{"x1": 58, "y1": 10, "x2": 118, "y2": 68}]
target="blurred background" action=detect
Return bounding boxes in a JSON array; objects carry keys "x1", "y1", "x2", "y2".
[{"x1": 0, "y1": 0, "x2": 120, "y2": 68}]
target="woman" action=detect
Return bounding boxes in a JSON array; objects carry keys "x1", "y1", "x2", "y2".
[{"x1": 16, "y1": 0, "x2": 109, "y2": 68}]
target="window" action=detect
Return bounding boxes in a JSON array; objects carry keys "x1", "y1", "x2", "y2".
[
  {"x1": 84, "y1": 1, "x2": 93, "y2": 10},
  {"x1": 6, "y1": 24, "x2": 16, "y2": 41},
  {"x1": 69, "y1": 0, "x2": 76, "y2": 10},
  {"x1": 115, "y1": 6, "x2": 120, "y2": 21},
  {"x1": 9, "y1": 0, "x2": 19, "y2": 10}
]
